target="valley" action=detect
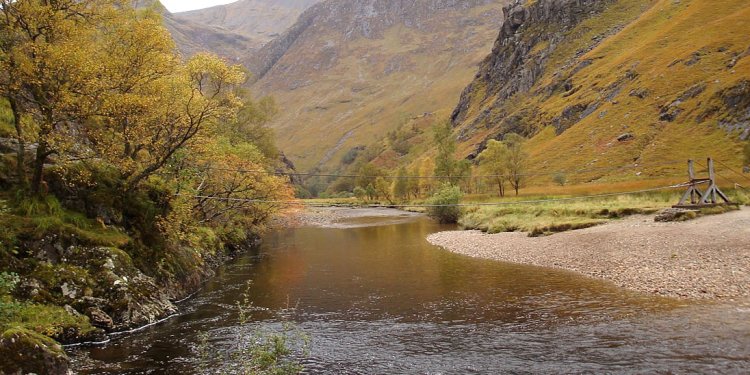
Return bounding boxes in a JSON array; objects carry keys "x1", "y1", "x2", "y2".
[{"x1": 1, "y1": 0, "x2": 749, "y2": 374}]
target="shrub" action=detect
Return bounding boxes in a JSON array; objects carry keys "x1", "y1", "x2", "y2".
[
  {"x1": 426, "y1": 184, "x2": 462, "y2": 224},
  {"x1": 353, "y1": 186, "x2": 367, "y2": 200},
  {"x1": 553, "y1": 173, "x2": 567, "y2": 186}
]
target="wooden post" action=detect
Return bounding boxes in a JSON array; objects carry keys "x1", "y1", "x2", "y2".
[
  {"x1": 677, "y1": 159, "x2": 705, "y2": 206},
  {"x1": 675, "y1": 157, "x2": 732, "y2": 208},
  {"x1": 688, "y1": 159, "x2": 697, "y2": 204}
]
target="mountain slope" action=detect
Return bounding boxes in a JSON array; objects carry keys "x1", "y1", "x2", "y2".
[
  {"x1": 175, "y1": 0, "x2": 321, "y2": 44},
  {"x1": 134, "y1": 0, "x2": 260, "y2": 62},
  {"x1": 446, "y1": 0, "x2": 749, "y2": 183},
  {"x1": 164, "y1": 14, "x2": 260, "y2": 62},
  {"x1": 248, "y1": 0, "x2": 510, "y2": 172}
]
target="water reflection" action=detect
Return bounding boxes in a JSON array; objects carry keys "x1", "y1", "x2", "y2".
[{"x1": 70, "y1": 213, "x2": 750, "y2": 374}]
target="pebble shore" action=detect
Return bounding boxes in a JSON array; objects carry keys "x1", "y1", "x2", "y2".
[{"x1": 427, "y1": 208, "x2": 750, "y2": 301}]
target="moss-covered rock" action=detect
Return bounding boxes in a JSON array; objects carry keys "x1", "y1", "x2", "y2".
[{"x1": 0, "y1": 328, "x2": 71, "y2": 375}]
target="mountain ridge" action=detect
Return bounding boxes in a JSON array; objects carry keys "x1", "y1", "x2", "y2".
[
  {"x1": 246, "y1": 0, "x2": 510, "y2": 172},
  {"x1": 174, "y1": 0, "x2": 321, "y2": 46},
  {"x1": 351, "y1": 0, "x2": 749, "y2": 188}
]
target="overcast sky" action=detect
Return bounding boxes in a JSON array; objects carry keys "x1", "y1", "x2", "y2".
[{"x1": 160, "y1": 0, "x2": 239, "y2": 13}]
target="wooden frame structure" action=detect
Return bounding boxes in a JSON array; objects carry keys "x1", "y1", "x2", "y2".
[{"x1": 674, "y1": 158, "x2": 732, "y2": 208}]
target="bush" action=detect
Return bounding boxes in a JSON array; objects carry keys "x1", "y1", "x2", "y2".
[
  {"x1": 553, "y1": 173, "x2": 567, "y2": 186},
  {"x1": 341, "y1": 146, "x2": 363, "y2": 165},
  {"x1": 426, "y1": 184, "x2": 462, "y2": 224},
  {"x1": 353, "y1": 186, "x2": 367, "y2": 200}
]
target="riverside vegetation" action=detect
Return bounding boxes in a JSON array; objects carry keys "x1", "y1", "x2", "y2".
[
  {"x1": 0, "y1": 1, "x2": 295, "y2": 373},
  {"x1": 317, "y1": 117, "x2": 749, "y2": 231}
]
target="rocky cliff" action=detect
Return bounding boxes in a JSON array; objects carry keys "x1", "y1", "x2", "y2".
[
  {"x1": 448, "y1": 0, "x2": 749, "y2": 178},
  {"x1": 247, "y1": 0, "x2": 510, "y2": 172}
]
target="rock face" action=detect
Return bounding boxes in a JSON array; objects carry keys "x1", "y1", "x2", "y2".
[
  {"x1": 454, "y1": 0, "x2": 611, "y2": 124},
  {"x1": 246, "y1": 0, "x2": 509, "y2": 171},
  {"x1": 451, "y1": 0, "x2": 616, "y2": 140},
  {"x1": 15, "y1": 243, "x2": 180, "y2": 334}
]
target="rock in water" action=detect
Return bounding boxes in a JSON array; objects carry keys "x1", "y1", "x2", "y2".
[{"x1": 86, "y1": 307, "x2": 115, "y2": 330}]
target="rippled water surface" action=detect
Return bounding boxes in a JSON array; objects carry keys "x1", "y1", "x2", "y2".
[{"x1": 70, "y1": 211, "x2": 750, "y2": 373}]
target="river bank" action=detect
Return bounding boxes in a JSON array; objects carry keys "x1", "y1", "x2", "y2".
[
  {"x1": 274, "y1": 206, "x2": 422, "y2": 228},
  {"x1": 428, "y1": 208, "x2": 750, "y2": 301}
]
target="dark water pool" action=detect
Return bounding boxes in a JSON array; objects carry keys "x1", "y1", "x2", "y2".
[{"x1": 69, "y1": 212, "x2": 750, "y2": 374}]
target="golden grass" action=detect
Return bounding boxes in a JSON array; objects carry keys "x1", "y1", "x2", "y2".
[
  {"x1": 459, "y1": 187, "x2": 747, "y2": 236},
  {"x1": 453, "y1": 0, "x2": 748, "y2": 190}
]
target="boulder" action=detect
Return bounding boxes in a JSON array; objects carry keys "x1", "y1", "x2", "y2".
[
  {"x1": 86, "y1": 307, "x2": 115, "y2": 330},
  {"x1": 0, "y1": 328, "x2": 71, "y2": 375},
  {"x1": 617, "y1": 133, "x2": 634, "y2": 142},
  {"x1": 655, "y1": 208, "x2": 698, "y2": 222}
]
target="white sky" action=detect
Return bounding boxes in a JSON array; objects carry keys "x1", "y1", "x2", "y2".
[{"x1": 160, "y1": 0, "x2": 239, "y2": 13}]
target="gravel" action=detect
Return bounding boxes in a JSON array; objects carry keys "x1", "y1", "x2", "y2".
[
  {"x1": 427, "y1": 208, "x2": 750, "y2": 301},
  {"x1": 273, "y1": 207, "x2": 422, "y2": 228}
]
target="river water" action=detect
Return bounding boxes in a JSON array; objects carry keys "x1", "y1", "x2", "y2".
[{"x1": 69, "y1": 210, "x2": 750, "y2": 374}]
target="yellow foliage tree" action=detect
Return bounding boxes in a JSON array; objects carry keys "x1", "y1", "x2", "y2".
[
  {"x1": 0, "y1": 0, "x2": 114, "y2": 193},
  {"x1": 477, "y1": 140, "x2": 510, "y2": 197}
]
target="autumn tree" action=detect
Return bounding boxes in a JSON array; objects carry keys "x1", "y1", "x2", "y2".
[
  {"x1": 478, "y1": 140, "x2": 510, "y2": 197},
  {"x1": 392, "y1": 166, "x2": 409, "y2": 202},
  {"x1": 0, "y1": 0, "x2": 114, "y2": 194},
  {"x1": 432, "y1": 120, "x2": 460, "y2": 184},
  {"x1": 86, "y1": 7, "x2": 245, "y2": 190},
  {"x1": 172, "y1": 138, "x2": 293, "y2": 241},
  {"x1": 407, "y1": 165, "x2": 420, "y2": 199},
  {"x1": 354, "y1": 162, "x2": 382, "y2": 191},
  {"x1": 223, "y1": 95, "x2": 279, "y2": 160},
  {"x1": 504, "y1": 133, "x2": 528, "y2": 196},
  {"x1": 455, "y1": 159, "x2": 472, "y2": 194},
  {"x1": 418, "y1": 157, "x2": 435, "y2": 197},
  {"x1": 374, "y1": 177, "x2": 393, "y2": 203}
]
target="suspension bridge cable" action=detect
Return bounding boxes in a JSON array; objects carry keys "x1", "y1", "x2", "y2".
[
  {"x1": 694, "y1": 160, "x2": 747, "y2": 193},
  {"x1": 198, "y1": 160, "x2": 685, "y2": 180},
  {"x1": 176, "y1": 182, "x2": 694, "y2": 208},
  {"x1": 715, "y1": 159, "x2": 750, "y2": 184}
]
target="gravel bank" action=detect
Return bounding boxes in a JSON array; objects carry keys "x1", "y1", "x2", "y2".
[
  {"x1": 274, "y1": 207, "x2": 422, "y2": 228},
  {"x1": 427, "y1": 208, "x2": 750, "y2": 300}
]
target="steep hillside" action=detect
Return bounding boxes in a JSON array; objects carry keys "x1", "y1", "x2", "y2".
[
  {"x1": 248, "y1": 0, "x2": 510, "y2": 172},
  {"x1": 136, "y1": 0, "x2": 260, "y2": 62},
  {"x1": 164, "y1": 14, "x2": 260, "y2": 62},
  {"x1": 450, "y1": 0, "x2": 749, "y2": 183},
  {"x1": 175, "y1": 0, "x2": 321, "y2": 44}
]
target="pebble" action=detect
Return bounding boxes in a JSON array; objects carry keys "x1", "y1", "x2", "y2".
[{"x1": 427, "y1": 208, "x2": 750, "y2": 301}]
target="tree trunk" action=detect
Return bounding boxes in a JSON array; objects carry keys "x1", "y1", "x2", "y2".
[
  {"x1": 30, "y1": 140, "x2": 48, "y2": 195},
  {"x1": 31, "y1": 115, "x2": 53, "y2": 196},
  {"x1": 8, "y1": 97, "x2": 27, "y2": 188},
  {"x1": 496, "y1": 178, "x2": 505, "y2": 198}
]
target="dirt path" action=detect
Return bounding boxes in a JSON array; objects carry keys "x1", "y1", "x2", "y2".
[{"x1": 428, "y1": 208, "x2": 750, "y2": 301}]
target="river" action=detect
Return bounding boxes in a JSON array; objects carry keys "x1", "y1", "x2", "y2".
[{"x1": 69, "y1": 209, "x2": 750, "y2": 373}]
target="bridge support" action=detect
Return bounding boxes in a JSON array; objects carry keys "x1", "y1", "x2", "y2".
[{"x1": 674, "y1": 158, "x2": 732, "y2": 208}]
